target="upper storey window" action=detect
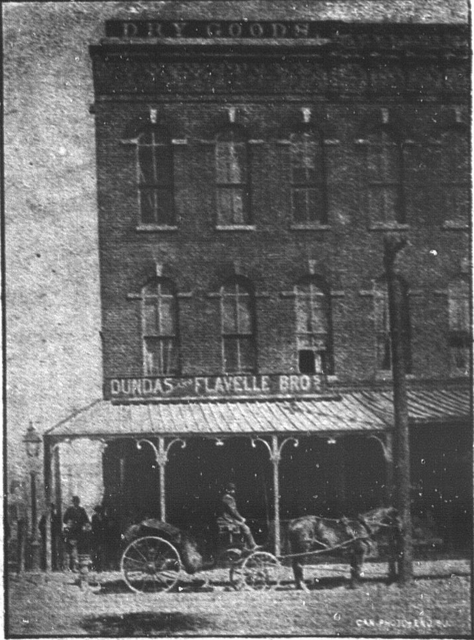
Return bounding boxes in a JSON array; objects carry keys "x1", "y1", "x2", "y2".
[
  {"x1": 220, "y1": 279, "x2": 256, "y2": 372},
  {"x1": 294, "y1": 278, "x2": 332, "y2": 374},
  {"x1": 142, "y1": 279, "x2": 179, "y2": 375},
  {"x1": 441, "y1": 128, "x2": 470, "y2": 226},
  {"x1": 138, "y1": 127, "x2": 175, "y2": 226},
  {"x1": 215, "y1": 129, "x2": 250, "y2": 226},
  {"x1": 448, "y1": 277, "x2": 470, "y2": 376},
  {"x1": 366, "y1": 130, "x2": 405, "y2": 225},
  {"x1": 290, "y1": 131, "x2": 327, "y2": 225},
  {"x1": 374, "y1": 277, "x2": 411, "y2": 373}
]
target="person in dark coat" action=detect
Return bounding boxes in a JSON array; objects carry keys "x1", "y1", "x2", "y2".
[
  {"x1": 62, "y1": 496, "x2": 90, "y2": 571},
  {"x1": 91, "y1": 505, "x2": 108, "y2": 572},
  {"x1": 220, "y1": 483, "x2": 261, "y2": 551}
]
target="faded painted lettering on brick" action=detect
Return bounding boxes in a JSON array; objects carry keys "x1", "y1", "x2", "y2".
[{"x1": 105, "y1": 21, "x2": 329, "y2": 40}]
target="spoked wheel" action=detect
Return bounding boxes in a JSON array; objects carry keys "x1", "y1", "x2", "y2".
[
  {"x1": 231, "y1": 551, "x2": 282, "y2": 591},
  {"x1": 121, "y1": 536, "x2": 182, "y2": 593}
]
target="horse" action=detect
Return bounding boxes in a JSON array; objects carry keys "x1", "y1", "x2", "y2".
[{"x1": 287, "y1": 506, "x2": 401, "y2": 590}]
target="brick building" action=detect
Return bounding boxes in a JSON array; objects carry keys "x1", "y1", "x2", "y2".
[{"x1": 45, "y1": 6, "x2": 471, "y2": 555}]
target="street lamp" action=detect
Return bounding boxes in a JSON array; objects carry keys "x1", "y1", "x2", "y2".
[{"x1": 23, "y1": 422, "x2": 42, "y2": 571}]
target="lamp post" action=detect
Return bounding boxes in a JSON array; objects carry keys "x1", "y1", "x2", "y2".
[{"x1": 24, "y1": 422, "x2": 42, "y2": 571}]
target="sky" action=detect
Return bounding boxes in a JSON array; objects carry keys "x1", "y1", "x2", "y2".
[{"x1": 4, "y1": 0, "x2": 469, "y2": 481}]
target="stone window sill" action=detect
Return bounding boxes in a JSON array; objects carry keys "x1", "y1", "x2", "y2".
[
  {"x1": 375, "y1": 371, "x2": 416, "y2": 381},
  {"x1": 369, "y1": 223, "x2": 409, "y2": 231},
  {"x1": 136, "y1": 225, "x2": 178, "y2": 232},
  {"x1": 215, "y1": 225, "x2": 256, "y2": 231},
  {"x1": 442, "y1": 221, "x2": 469, "y2": 230},
  {"x1": 290, "y1": 224, "x2": 331, "y2": 231}
]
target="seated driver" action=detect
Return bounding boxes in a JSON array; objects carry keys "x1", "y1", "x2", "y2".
[{"x1": 220, "y1": 482, "x2": 262, "y2": 551}]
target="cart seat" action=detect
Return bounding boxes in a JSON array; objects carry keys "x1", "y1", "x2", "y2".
[{"x1": 216, "y1": 517, "x2": 242, "y2": 546}]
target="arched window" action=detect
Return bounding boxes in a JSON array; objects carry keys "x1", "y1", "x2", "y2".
[
  {"x1": 290, "y1": 130, "x2": 326, "y2": 224},
  {"x1": 215, "y1": 128, "x2": 250, "y2": 225},
  {"x1": 366, "y1": 129, "x2": 405, "y2": 225},
  {"x1": 220, "y1": 279, "x2": 255, "y2": 372},
  {"x1": 137, "y1": 127, "x2": 175, "y2": 225},
  {"x1": 441, "y1": 128, "x2": 470, "y2": 224},
  {"x1": 142, "y1": 279, "x2": 179, "y2": 375},
  {"x1": 373, "y1": 277, "x2": 411, "y2": 373},
  {"x1": 448, "y1": 277, "x2": 470, "y2": 375},
  {"x1": 294, "y1": 278, "x2": 332, "y2": 374}
]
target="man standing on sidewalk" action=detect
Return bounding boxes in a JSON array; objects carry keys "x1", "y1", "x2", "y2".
[{"x1": 62, "y1": 496, "x2": 90, "y2": 572}]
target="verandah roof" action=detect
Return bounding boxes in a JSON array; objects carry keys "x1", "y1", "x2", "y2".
[{"x1": 46, "y1": 387, "x2": 470, "y2": 439}]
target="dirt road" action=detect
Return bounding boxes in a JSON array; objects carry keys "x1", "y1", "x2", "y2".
[{"x1": 6, "y1": 559, "x2": 471, "y2": 637}]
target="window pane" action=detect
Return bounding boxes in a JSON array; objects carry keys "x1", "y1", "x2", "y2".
[
  {"x1": 444, "y1": 186, "x2": 470, "y2": 221},
  {"x1": 155, "y1": 189, "x2": 175, "y2": 225},
  {"x1": 442, "y1": 130, "x2": 469, "y2": 176},
  {"x1": 217, "y1": 188, "x2": 246, "y2": 225},
  {"x1": 161, "y1": 338, "x2": 179, "y2": 375},
  {"x1": 307, "y1": 188, "x2": 324, "y2": 222},
  {"x1": 295, "y1": 290, "x2": 311, "y2": 333},
  {"x1": 449, "y1": 280, "x2": 469, "y2": 332},
  {"x1": 216, "y1": 142, "x2": 246, "y2": 183},
  {"x1": 144, "y1": 299, "x2": 158, "y2": 335},
  {"x1": 368, "y1": 186, "x2": 401, "y2": 224},
  {"x1": 377, "y1": 335, "x2": 392, "y2": 370},
  {"x1": 140, "y1": 189, "x2": 157, "y2": 223},
  {"x1": 450, "y1": 345, "x2": 470, "y2": 376},
  {"x1": 138, "y1": 145, "x2": 155, "y2": 184},
  {"x1": 222, "y1": 295, "x2": 237, "y2": 333},
  {"x1": 223, "y1": 336, "x2": 239, "y2": 372},
  {"x1": 145, "y1": 338, "x2": 178, "y2": 375},
  {"x1": 292, "y1": 189, "x2": 309, "y2": 223},
  {"x1": 237, "y1": 293, "x2": 252, "y2": 333},
  {"x1": 159, "y1": 295, "x2": 176, "y2": 335},
  {"x1": 154, "y1": 148, "x2": 173, "y2": 185},
  {"x1": 238, "y1": 337, "x2": 255, "y2": 372}
]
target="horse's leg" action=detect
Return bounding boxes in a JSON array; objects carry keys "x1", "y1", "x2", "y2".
[
  {"x1": 293, "y1": 558, "x2": 309, "y2": 592},
  {"x1": 349, "y1": 545, "x2": 365, "y2": 589}
]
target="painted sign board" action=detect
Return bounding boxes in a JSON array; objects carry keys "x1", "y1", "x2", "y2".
[{"x1": 106, "y1": 373, "x2": 326, "y2": 401}]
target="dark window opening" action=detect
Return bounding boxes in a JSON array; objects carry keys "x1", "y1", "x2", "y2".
[{"x1": 299, "y1": 350, "x2": 315, "y2": 374}]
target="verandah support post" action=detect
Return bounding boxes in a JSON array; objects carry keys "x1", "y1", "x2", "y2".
[
  {"x1": 137, "y1": 437, "x2": 186, "y2": 522},
  {"x1": 252, "y1": 435, "x2": 298, "y2": 556},
  {"x1": 384, "y1": 234, "x2": 413, "y2": 584}
]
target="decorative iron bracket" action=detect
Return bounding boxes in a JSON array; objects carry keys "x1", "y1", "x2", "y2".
[{"x1": 137, "y1": 437, "x2": 186, "y2": 468}]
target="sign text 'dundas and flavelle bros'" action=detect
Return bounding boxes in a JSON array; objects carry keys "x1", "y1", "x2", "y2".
[
  {"x1": 105, "y1": 20, "x2": 333, "y2": 40},
  {"x1": 107, "y1": 374, "x2": 325, "y2": 400}
]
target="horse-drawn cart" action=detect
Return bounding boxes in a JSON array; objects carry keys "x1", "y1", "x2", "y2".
[
  {"x1": 120, "y1": 519, "x2": 282, "y2": 593},
  {"x1": 120, "y1": 507, "x2": 401, "y2": 593}
]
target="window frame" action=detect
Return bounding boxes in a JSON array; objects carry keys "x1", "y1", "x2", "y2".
[
  {"x1": 294, "y1": 277, "x2": 333, "y2": 374},
  {"x1": 214, "y1": 127, "x2": 251, "y2": 228},
  {"x1": 141, "y1": 279, "x2": 180, "y2": 376},
  {"x1": 365, "y1": 128, "x2": 406, "y2": 227},
  {"x1": 220, "y1": 278, "x2": 256, "y2": 373},
  {"x1": 448, "y1": 277, "x2": 470, "y2": 376},
  {"x1": 440, "y1": 126, "x2": 470, "y2": 228},
  {"x1": 373, "y1": 277, "x2": 412, "y2": 374},
  {"x1": 289, "y1": 129, "x2": 328, "y2": 227},
  {"x1": 136, "y1": 127, "x2": 176, "y2": 228}
]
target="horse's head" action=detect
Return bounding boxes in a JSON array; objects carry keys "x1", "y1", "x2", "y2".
[{"x1": 358, "y1": 507, "x2": 401, "y2": 536}]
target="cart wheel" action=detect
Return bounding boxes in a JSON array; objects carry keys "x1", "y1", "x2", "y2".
[
  {"x1": 240, "y1": 551, "x2": 282, "y2": 591},
  {"x1": 121, "y1": 536, "x2": 182, "y2": 593}
]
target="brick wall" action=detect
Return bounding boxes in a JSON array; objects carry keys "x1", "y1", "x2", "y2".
[{"x1": 92, "y1": 26, "x2": 470, "y2": 385}]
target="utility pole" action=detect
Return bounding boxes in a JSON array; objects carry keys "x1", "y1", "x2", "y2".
[{"x1": 384, "y1": 235, "x2": 413, "y2": 584}]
